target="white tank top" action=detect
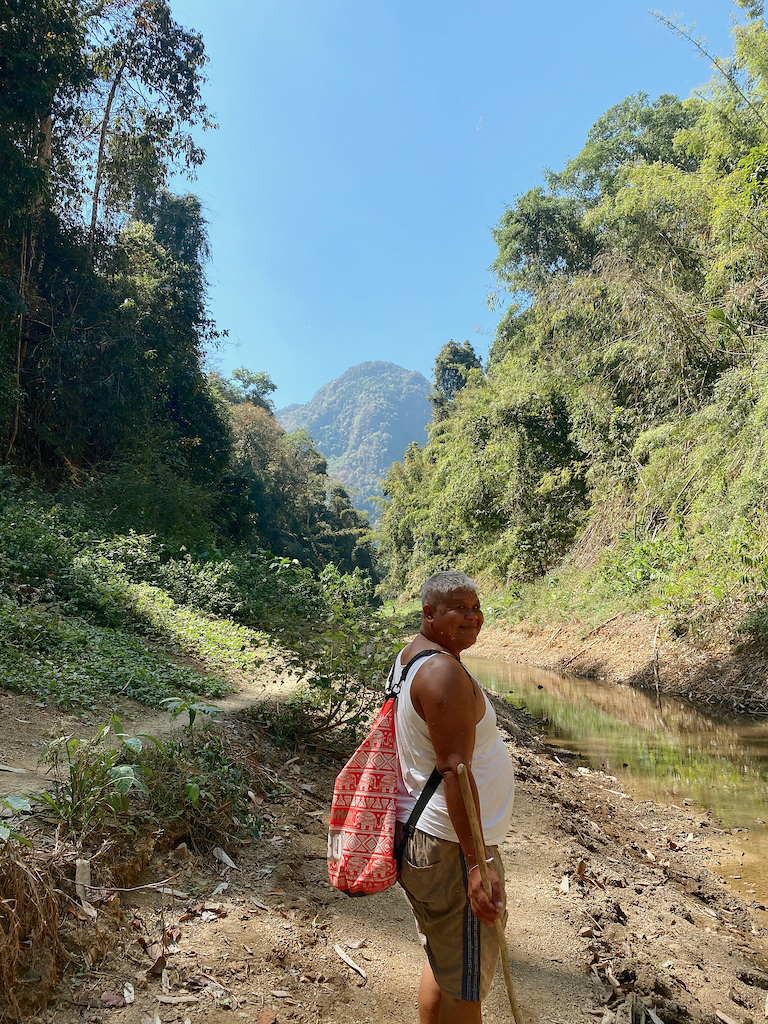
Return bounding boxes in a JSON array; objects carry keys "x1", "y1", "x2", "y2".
[{"x1": 394, "y1": 649, "x2": 515, "y2": 846}]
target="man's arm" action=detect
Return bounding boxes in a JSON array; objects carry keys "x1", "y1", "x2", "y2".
[{"x1": 411, "y1": 657, "x2": 504, "y2": 925}]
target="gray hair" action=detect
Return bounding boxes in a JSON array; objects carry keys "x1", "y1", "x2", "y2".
[{"x1": 421, "y1": 571, "x2": 478, "y2": 608}]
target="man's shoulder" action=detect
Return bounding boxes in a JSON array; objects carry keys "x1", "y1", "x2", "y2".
[{"x1": 409, "y1": 650, "x2": 470, "y2": 693}]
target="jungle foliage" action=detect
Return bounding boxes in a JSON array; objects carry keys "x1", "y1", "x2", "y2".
[
  {"x1": 379, "y1": 2, "x2": 768, "y2": 637},
  {"x1": 0, "y1": 1, "x2": 389, "y2": 739},
  {"x1": 0, "y1": 0, "x2": 374, "y2": 576}
]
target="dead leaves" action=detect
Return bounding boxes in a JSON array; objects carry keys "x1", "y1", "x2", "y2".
[
  {"x1": 211, "y1": 847, "x2": 237, "y2": 871},
  {"x1": 558, "y1": 858, "x2": 606, "y2": 894},
  {"x1": 664, "y1": 833, "x2": 694, "y2": 852},
  {"x1": 100, "y1": 991, "x2": 126, "y2": 1008},
  {"x1": 179, "y1": 901, "x2": 227, "y2": 923},
  {"x1": 333, "y1": 943, "x2": 367, "y2": 980},
  {"x1": 184, "y1": 971, "x2": 238, "y2": 1008},
  {"x1": 163, "y1": 923, "x2": 182, "y2": 944}
]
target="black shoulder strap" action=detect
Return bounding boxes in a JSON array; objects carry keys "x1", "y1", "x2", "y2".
[
  {"x1": 384, "y1": 647, "x2": 448, "y2": 700},
  {"x1": 395, "y1": 767, "x2": 442, "y2": 868},
  {"x1": 385, "y1": 647, "x2": 455, "y2": 867}
]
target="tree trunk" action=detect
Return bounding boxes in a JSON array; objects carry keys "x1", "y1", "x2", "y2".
[
  {"x1": 87, "y1": 52, "x2": 130, "y2": 260},
  {"x1": 4, "y1": 115, "x2": 53, "y2": 463}
]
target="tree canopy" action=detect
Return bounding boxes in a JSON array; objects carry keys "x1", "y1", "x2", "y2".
[
  {"x1": 379, "y1": 4, "x2": 768, "y2": 608},
  {"x1": 0, "y1": 0, "x2": 380, "y2": 584},
  {"x1": 429, "y1": 341, "x2": 483, "y2": 420}
]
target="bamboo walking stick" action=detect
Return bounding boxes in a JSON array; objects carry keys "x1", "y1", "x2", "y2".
[{"x1": 457, "y1": 762, "x2": 524, "y2": 1024}]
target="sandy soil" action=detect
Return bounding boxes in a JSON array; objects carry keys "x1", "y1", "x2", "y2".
[
  {"x1": 4, "y1": 670, "x2": 768, "y2": 1024},
  {"x1": 0, "y1": 673, "x2": 291, "y2": 800},
  {"x1": 474, "y1": 615, "x2": 768, "y2": 715}
]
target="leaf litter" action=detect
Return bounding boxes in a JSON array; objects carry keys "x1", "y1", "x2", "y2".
[{"x1": 5, "y1": 694, "x2": 768, "y2": 1024}]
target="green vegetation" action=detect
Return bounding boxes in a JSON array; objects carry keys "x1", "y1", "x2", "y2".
[
  {"x1": 12, "y1": 0, "x2": 768, "y2": 867},
  {"x1": 0, "y1": 1, "x2": 396, "y2": 746},
  {"x1": 0, "y1": 473, "x2": 400, "y2": 737},
  {"x1": 0, "y1": 797, "x2": 32, "y2": 846},
  {"x1": 0, "y1": 0, "x2": 374, "y2": 575},
  {"x1": 277, "y1": 361, "x2": 431, "y2": 517},
  {"x1": 379, "y1": 3, "x2": 768, "y2": 645},
  {"x1": 30, "y1": 705, "x2": 250, "y2": 848},
  {"x1": 35, "y1": 722, "x2": 147, "y2": 833},
  {"x1": 429, "y1": 341, "x2": 483, "y2": 422}
]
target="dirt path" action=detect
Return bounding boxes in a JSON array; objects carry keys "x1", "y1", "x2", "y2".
[
  {"x1": 0, "y1": 671, "x2": 293, "y2": 799},
  {"x1": 5, "y1": 639, "x2": 768, "y2": 1024},
  {"x1": 7, "y1": 690, "x2": 762, "y2": 1024}
]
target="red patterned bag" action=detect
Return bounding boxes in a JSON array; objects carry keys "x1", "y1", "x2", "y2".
[{"x1": 327, "y1": 650, "x2": 443, "y2": 896}]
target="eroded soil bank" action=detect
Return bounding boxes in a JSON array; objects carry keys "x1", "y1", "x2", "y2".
[
  {"x1": 474, "y1": 616, "x2": 768, "y2": 715},
  {"x1": 6, "y1": 681, "x2": 768, "y2": 1024}
]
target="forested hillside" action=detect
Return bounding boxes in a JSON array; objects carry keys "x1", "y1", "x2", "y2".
[
  {"x1": 381, "y1": 2, "x2": 768, "y2": 644},
  {"x1": 0, "y1": 0, "x2": 394, "y2": 747},
  {"x1": 277, "y1": 361, "x2": 430, "y2": 515},
  {"x1": 0, "y1": 0, "x2": 375, "y2": 576}
]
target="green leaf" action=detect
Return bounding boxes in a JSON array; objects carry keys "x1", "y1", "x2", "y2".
[
  {"x1": 2, "y1": 795, "x2": 31, "y2": 813},
  {"x1": 136, "y1": 732, "x2": 167, "y2": 755},
  {"x1": 109, "y1": 764, "x2": 140, "y2": 794}
]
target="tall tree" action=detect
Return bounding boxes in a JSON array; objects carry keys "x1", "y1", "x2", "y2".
[
  {"x1": 209, "y1": 368, "x2": 277, "y2": 410},
  {"x1": 548, "y1": 93, "x2": 701, "y2": 200},
  {"x1": 0, "y1": 0, "x2": 89, "y2": 459},
  {"x1": 490, "y1": 188, "x2": 598, "y2": 296},
  {"x1": 83, "y1": 0, "x2": 213, "y2": 258},
  {"x1": 429, "y1": 340, "x2": 482, "y2": 420}
]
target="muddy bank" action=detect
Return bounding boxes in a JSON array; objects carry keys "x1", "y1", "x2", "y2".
[{"x1": 474, "y1": 616, "x2": 768, "y2": 715}]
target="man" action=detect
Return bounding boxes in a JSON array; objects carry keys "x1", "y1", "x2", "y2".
[{"x1": 395, "y1": 571, "x2": 515, "y2": 1024}]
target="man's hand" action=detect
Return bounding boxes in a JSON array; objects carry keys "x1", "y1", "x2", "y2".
[{"x1": 467, "y1": 864, "x2": 504, "y2": 926}]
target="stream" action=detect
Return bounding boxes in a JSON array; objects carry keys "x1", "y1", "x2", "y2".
[{"x1": 467, "y1": 655, "x2": 768, "y2": 904}]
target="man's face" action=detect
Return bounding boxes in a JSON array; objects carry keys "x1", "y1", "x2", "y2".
[{"x1": 424, "y1": 588, "x2": 484, "y2": 652}]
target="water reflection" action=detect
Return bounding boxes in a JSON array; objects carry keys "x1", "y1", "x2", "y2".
[{"x1": 465, "y1": 656, "x2": 768, "y2": 830}]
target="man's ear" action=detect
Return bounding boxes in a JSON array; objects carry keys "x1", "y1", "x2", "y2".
[{"x1": 423, "y1": 604, "x2": 435, "y2": 622}]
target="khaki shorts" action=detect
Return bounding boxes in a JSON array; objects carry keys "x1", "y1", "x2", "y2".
[{"x1": 397, "y1": 825, "x2": 506, "y2": 1003}]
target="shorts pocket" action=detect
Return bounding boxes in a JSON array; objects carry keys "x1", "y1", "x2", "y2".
[
  {"x1": 401, "y1": 828, "x2": 441, "y2": 868},
  {"x1": 401, "y1": 860, "x2": 446, "y2": 905},
  {"x1": 400, "y1": 831, "x2": 464, "y2": 909}
]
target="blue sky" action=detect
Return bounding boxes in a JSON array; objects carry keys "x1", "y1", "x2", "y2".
[{"x1": 171, "y1": 0, "x2": 738, "y2": 409}]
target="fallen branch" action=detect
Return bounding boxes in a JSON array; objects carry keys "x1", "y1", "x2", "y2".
[
  {"x1": 581, "y1": 613, "x2": 622, "y2": 641},
  {"x1": 537, "y1": 626, "x2": 563, "y2": 651},
  {"x1": 333, "y1": 943, "x2": 367, "y2": 979},
  {"x1": 82, "y1": 871, "x2": 183, "y2": 894}
]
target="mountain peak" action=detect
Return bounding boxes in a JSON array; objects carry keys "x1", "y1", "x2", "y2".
[{"x1": 276, "y1": 362, "x2": 431, "y2": 513}]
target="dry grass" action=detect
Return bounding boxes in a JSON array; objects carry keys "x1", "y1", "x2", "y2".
[
  {"x1": 0, "y1": 843, "x2": 60, "y2": 1022},
  {"x1": 568, "y1": 494, "x2": 634, "y2": 571},
  {"x1": 0, "y1": 825, "x2": 153, "y2": 1022}
]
